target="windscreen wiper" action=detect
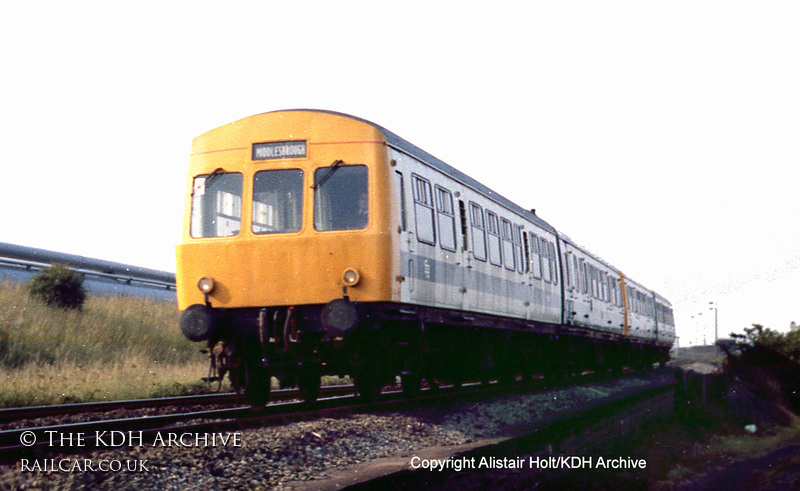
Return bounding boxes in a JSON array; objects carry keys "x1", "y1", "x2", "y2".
[
  {"x1": 204, "y1": 167, "x2": 226, "y2": 189},
  {"x1": 312, "y1": 160, "x2": 344, "y2": 190}
]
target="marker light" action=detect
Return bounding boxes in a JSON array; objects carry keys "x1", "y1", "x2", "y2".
[
  {"x1": 197, "y1": 277, "x2": 216, "y2": 294},
  {"x1": 342, "y1": 269, "x2": 361, "y2": 287}
]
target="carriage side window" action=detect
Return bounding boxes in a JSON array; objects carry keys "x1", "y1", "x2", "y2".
[
  {"x1": 599, "y1": 271, "x2": 606, "y2": 301},
  {"x1": 540, "y1": 237, "x2": 552, "y2": 283},
  {"x1": 563, "y1": 252, "x2": 572, "y2": 288},
  {"x1": 314, "y1": 165, "x2": 368, "y2": 231},
  {"x1": 469, "y1": 202, "x2": 487, "y2": 261},
  {"x1": 513, "y1": 225, "x2": 524, "y2": 274},
  {"x1": 435, "y1": 186, "x2": 456, "y2": 251},
  {"x1": 252, "y1": 169, "x2": 304, "y2": 234},
  {"x1": 486, "y1": 211, "x2": 503, "y2": 267},
  {"x1": 597, "y1": 269, "x2": 606, "y2": 301},
  {"x1": 501, "y1": 218, "x2": 515, "y2": 271},
  {"x1": 581, "y1": 260, "x2": 589, "y2": 294},
  {"x1": 191, "y1": 172, "x2": 243, "y2": 238},
  {"x1": 396, "y1": 171, "x2": 406, "y2": 232},
  {"x1": 573, "y1": 256, "x2": 581, "y2": 291},
  {"x1": 611, "y1": 277, "x2": 619, "y2": 306},
  {"x1": 594, "y1": 267, "x2": 601, "y2": 298},
  {"x1": 530, "y1": 233, "x2": 542, "y2": 279},
  {"x1": 548, "y1": 241, "x2": 558, "y2": 285},
  {"x1": 412, "y1": 174, "x2": 436, "y2": 245}
]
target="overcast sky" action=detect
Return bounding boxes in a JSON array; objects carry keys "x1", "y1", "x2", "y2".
[{"x1": 2, "y1": 1, "x2": 798, "y2": 345}]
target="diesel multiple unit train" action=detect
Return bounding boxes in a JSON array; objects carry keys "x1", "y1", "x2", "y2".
[{"x1": 177, "y1": 109, "x2": 675, "y2": 405}]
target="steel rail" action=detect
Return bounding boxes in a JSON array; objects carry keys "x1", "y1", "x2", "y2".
[{"x1": 0, "y1": 385, "x2": 356, "y2": 425}]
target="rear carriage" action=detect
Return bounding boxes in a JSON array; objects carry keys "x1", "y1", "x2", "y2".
[{"x1": 176, "y1": 110, "x2": 675, "y2": 405}]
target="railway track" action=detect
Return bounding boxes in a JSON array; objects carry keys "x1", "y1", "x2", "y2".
[
  {"x1": 0, "y1": 370, "x2": 670, "y2": 464},
  {"x1": 0, "y1": 385, "x2": 355, "y2": 425}
]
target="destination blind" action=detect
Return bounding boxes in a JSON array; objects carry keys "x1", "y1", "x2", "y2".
[{"x1": 252, "y1": 141, "x2": 307, "y2": 160}]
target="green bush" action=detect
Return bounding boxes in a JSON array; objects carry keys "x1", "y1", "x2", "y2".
[
  {"x1": 27, "y1": 264, "x2": 87, "y2": 310},
  {"x1": 743, "y1": 324, "x2": 800, "y2": 362}
]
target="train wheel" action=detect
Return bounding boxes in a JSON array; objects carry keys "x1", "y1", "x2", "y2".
[
  {"x1": 401, "y1": 373, "x2": 421, "y2": 398},
  {"x1": 354, "y1": 373, "x2": 381, "y2": 402},
  {"x1": 298, "y1": 364, "x2": 321, "y2": 403},
  {"x1": 243, "y1": 362, "x2": 271, "y2": 407},
  {"x1": 498, "y1": 372, "x2": 516, "y2": 386}
]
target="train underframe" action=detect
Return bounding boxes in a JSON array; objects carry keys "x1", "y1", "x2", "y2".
[{"x1": 198, "y1": 301, "x2": 670, "y2": 406}]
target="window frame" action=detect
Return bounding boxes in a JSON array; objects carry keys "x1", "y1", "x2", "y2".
[
  {"x1": 435, "y1": 185, "x2": 457, "y2": 252},
  {"x1": 190, "y1": 171, "x2": 244, "y2": 239},
  {"x1": 251, "y1": 168, "x2": 304, "y2": 235},
  {"x1": 529, "y1": 233, "x2": 543, "y2": 279},
  {"x1": 501, "y1": 218, "x2": 516, "y2": 271},
  {"x1": 313, "y1": 164, "x2": 369, "y2": 232},
  {"x1": 513, "y1": 224, "x2": 525, "y2": 274},
  {"x1": 486, "y1": 210, "x2": 503, "y2": 267},
  {"x1": 411, "y1": 174, "x2": 436, "y2": 246},
  {"x1": 469, "y1": 202, "x2": 488, "y2": 262}
]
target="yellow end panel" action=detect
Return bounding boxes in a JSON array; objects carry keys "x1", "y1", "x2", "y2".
[
  {"x1": 189, "y1": 111, "x2": 386, "y2": 174},
  {"x1": 177, "y1": 110, "x2": 400, "y2": 311},
  {"x1": 176, "y1": 233, "x2": 394, "y2": 310}
]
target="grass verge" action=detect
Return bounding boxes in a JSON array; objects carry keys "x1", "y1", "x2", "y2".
[{"x1": 0, "y1": 280, "x2": 208, "y2": 407}]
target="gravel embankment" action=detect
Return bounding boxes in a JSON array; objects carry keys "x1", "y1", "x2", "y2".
[{"x1": 0, "y1": 376, "x2": 658, "y2": 490}]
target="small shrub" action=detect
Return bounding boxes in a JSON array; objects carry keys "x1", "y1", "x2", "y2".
[{"x1": 27, "y1": 264, "x2": 87, "y2": 310}]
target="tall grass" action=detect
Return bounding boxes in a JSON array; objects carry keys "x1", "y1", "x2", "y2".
[{"x1": 0, "y1": 281, "x2": 208, "y2": 407}]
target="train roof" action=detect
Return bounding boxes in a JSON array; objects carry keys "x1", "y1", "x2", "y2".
[
  {"x1": 266, "y1": 109, "x2": 559, "y2": 235},
  {"x1": 257, "y1": 110, "x2": 667, "y2": 303}
]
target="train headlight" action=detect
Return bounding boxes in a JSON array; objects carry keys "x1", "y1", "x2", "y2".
[
  {"x1": 342, "y1": 269, "x2": 361, "y2": 287},
  {"x1": 197, "y1": 277, "x2": 216, "y2": 294}
]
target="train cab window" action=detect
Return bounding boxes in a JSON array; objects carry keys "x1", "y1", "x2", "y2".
[
  {"x1": 411, "y1": 175, "x2": 436, "y2": 245},
  {"x1": 314, "y1": 165, "x2": 368, "y2": 231},
  {"x1": 190, "y1": 172, "x2": 243, "y2": 238},
  {"x1": 529, "y1": 233, "x2": 542, "y2": 279},
  {"x1": 469, "y1": 202, "x2": 487, "y2": 261},
  {"x1": 435, "y1": 186, "x2": 456, "y2": 251},
  {"x1": 486, "y1": 212, "x2": 503, "y2": 267},
  {"x1": 252, "y1": 169, "x2": 304, "y2": 234},
  {"x1": 501, "y1": 218, "x2": 515, "y2": 271}
]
